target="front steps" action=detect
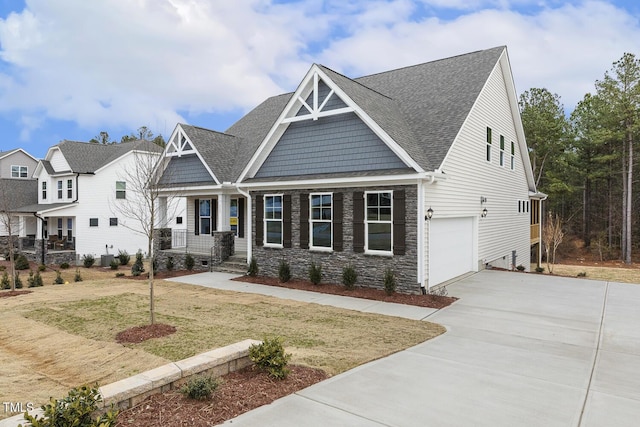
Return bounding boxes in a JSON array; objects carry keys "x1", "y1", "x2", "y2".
[{"x1": 212, "y1": 253, "x2": 247, "y2": 275}]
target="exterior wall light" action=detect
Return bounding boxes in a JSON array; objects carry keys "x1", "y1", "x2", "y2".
[
  {"x1": 481, "y1": 208, "x2": 488, "y2": 218},
  {"x1": 425, "y1": 207, "x2": 434, "y2": 220}
]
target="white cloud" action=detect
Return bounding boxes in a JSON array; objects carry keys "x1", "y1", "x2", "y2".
[
  {"x1": 0, "y1": 0, "x2": 638, "y2": 143},
  {"x1": 315, "y1": 1, "x2": 640, "y2": 109}
]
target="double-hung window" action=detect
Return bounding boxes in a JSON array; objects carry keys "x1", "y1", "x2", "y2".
[
  {"x1": 486, "y1": 127, "x2": 492, "y2": 162},
  {"x1": 57, "y1": 180, "x2": 63, "y2": 199},
  {"x1": 67, "y1": 218, "x2": 73, "y2": 240},
  {"x1": 310, "y1": 193, "x2": 332, "y2": 249},
  {"x1": 116, "y1": 181, "x2": 126, "y2": 199},
  {"x1": 264, "y1": 195, "x2": 283, "y2": 246},
  {"x1": 199, "y1": 199, "x2": 212, "y2": 235},
  {"x1": 41, "y1": 182, "x2": 47, "y2": 200},
  {"x1": 365, "y1": 191, "x2": 392, "y2": 253},
  {"x1": 67, "y1": 179, "x2": 73, "y2": 198},
  {"x1": 510, "y1": 141, "x2": 515, "y2": 170},
  {"x1": 57, "y1": 218, "x2": 63, "y2": 239},
  {"x1": 499, "y1": 135, "x2": 505, "y2": 167}
]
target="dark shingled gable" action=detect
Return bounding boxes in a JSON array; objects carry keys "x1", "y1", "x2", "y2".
[
  {"x1": 56, "y1": 140, "x2": 163, "y2": 173},
  {"x1": 164, "y1": 46, "x2": 506, "y2": 181}
]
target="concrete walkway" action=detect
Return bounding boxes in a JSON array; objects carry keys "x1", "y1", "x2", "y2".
[{"x1": 169, "y1": 270, "x2": 640, "y2": 426}]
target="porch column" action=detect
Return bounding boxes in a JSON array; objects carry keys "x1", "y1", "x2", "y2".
[
  {"x1": 157, "y1": 196, "x2": 168, "y2": 228},
  {"x1": 218, "y1": 195, "x2": 231, "y2": 231}
]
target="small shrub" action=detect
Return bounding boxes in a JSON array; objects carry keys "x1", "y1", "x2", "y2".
[
  {"x1": 75, "y1": 269, "x2": 83, "y2": 282},
  {"x1": 249, "y1": 336, "x2": 292, "y2": 380},
  {"x1": 185, "y1": 253, "x2": 195, "y2": 271},
  {"x1": 0, "y1": 265, "x2": 6, "y2": 271},
  {"x1": 166, "y1": 256, "x2": 174, "y2": 271},
  {"x1": 28, "y1": 271, "x2": 44, "y2": 288},
  {"x1": 309, "y1": 261, "x2": 322, "y2": 285},
  {"x1": 82, "y1": 254, "x2": 95, "y2": 268},
  {"x1": 38, "y1": 264, "x2": 47, "y2": 272},
  {"x1": 20, "y1": 384, "x2": 118, "y2": 427},
  {"x1": 577, "y1": 271, "x2": 587, "y2": 277},
  {"x1": 383, "y1": 268, "x2": 396, "y2": 296},
  {"x1": 15, "y1": 254, "x2": 30, "y2": 270},
  {"x1": 248, "y1": 256, "x2": 258, "y2": 276},
  {"x1": 117, "y1": 250, "x2": 130, "y2": 266},
  {"x1": 342, "y1": 264, "x2": 358, "y2": 290},
  {"x1": 115, "y1": 272, "x2": 125, "y2": 277},
  {"x1": 181, "y1": 375, "x2": 220, "y2": 401},
  {"x1": 60, "y1": 262, "x2": 70, "y2": 269},
  {"x1": 516, "y1": 264, "x2": 525, "y2": 271},
  {"x1": 109, "y1": 259, "x2": 119, "y2": 270},
  {"x1": 535, "y1": 266, "x2": 545, "y2": 273},
  {"x1": 1, "y1": 271, "x2": 9, "y2": 289},
  {"x1": 131, "y1": 252, "x2": 145, "y2": 276},
  {"x1": 14, "y1": 273, "x2": 22, "y2": 289},
  {"x1": 53, "y1": 271, "x2": 64, "y2": 285},
  {"x1": 278, "y1": 259, "x2": 291, "y2": 283}
]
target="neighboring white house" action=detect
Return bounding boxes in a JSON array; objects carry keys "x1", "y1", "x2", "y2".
[
  {"x1": 0, "y1": 148, "x2": 39, "y2": 238},
  {"x1": 13, "y1": 140, "x2": 185, "y2": 262},
  {"x1": 154, "y1": 46, "x2": 545, "y2": 293}
]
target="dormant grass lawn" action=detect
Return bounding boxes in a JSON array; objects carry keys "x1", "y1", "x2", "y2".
[
  {"x1": 547, "y1": 263, "x2": 640, "y2": 284},
  {"x1": 0, "y1": 272, "x2": 444, "y2": 419}
]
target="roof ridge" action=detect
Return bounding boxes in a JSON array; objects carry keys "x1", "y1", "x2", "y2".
[
  {"x1": 182, "y1": 123, "x2": 240, "y2": 139},
  {"x1": 354, "y1": 45, "x2": 505, "y2": 80}
]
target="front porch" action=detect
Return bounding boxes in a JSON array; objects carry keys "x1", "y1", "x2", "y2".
[{"x1": 155, "y1": 228, "x2": 240, "y2": 272}]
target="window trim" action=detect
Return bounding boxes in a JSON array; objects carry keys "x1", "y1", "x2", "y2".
[
  {"x1": 510, "y1": 141, "x2": 515, "y2": 170},
  {"x1": 67, "y1": 179, "x2": 73, "y2": 199},
  {"x1": 115, "y1": 181, "x2": 126, "y2": 200},
  {"x1": 364, "y1": 190, "x2": 393, "y2": 255},
  {"x1": 11, "y1": 165, "x2": 28, "y2": 178},
  {"x1": 486, "y1": 127, "x2": 492, "y2": 162},
  {"x1": 264, "y1": 194, "x2": 284, "y2": 248},
  {"x1": 57, "y1": 180, "x2": 63, "y2": 199},
  {"x1": 199, "y1": 199, "x2": 212, "y2": 235},
  {"x1": 41, "y1": 181, "x2": 47, "y2": 200},
  {"x1": 499, "y1": 135, "x2": 505, "y2": 167},
  {"x1": 309, "y1": 192, "x2": 333, "y2": 251}
]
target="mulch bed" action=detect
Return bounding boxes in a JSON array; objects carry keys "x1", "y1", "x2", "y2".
[
  {"x1": 233, "y1": 275, "x2": 458, "y2": 309},
  {"x1": 0, "y1": 290, "x2": 32, "y2": 298},
  {"x1": 116, "y1": 365, "x2": 328, "y2": 427},
  {"x1": 116, "y1": 323, "x2": 177, "y2": 344}
]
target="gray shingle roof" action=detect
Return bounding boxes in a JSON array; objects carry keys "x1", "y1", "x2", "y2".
[
  {"x1": 179, "y1": 46, "x2": 505, "y2": 180},
  {"x1": 56, "y1": 140, "x2": 163, "y2": 173},
  {"x1": 0, "y1": 178, "x2": 38, "y2": 212}
]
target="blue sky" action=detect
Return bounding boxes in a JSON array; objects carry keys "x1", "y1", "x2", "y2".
[{"x1": 0, "y1": 0, "x2": 638, "y2": 158}]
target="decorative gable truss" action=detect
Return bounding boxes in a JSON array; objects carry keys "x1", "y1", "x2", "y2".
[
  {"x1": 282, "y1": 71, "x2": 354, "y2": 123},
  {"x1": 239, "y1": 65, "x2": 421, "y2": 181},
  {"x1": 159, "y1": 125, "x2": 220, "y2": 186},
  {"x1": 166, "y1": 126, "x2": 196, "y2": 157}
]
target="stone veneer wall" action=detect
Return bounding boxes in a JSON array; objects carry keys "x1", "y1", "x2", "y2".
[{"x1": 251, "y1": 185, "x2": 419, "y2": 294}]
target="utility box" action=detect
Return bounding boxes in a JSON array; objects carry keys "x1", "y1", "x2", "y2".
[{"x1": 101, "y1": 254, "x2": 114, "y2": 267}]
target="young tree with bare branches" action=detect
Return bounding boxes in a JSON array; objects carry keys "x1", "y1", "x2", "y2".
[{"x1": 542, "y1": 211, "x2": 564, "y2": 274}]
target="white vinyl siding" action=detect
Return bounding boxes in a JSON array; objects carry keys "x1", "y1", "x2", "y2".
[{"x1": 423, "y1": 54, "x2": 531, "y2": 281}]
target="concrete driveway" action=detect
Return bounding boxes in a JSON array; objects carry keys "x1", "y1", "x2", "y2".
[{"x1": 219, "y1": 270, "x2": 640, "y2": 426}]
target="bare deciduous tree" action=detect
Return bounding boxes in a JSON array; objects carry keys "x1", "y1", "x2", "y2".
[
  {"x1": 0, "y1": 180, "x2": 18, "y2": 291},
  {"x1": 110, "y1": 144, "x2": 179, "y2": 324},
  {"x1": 542, "y1": 211, "x2": 564, "y2": 273}
]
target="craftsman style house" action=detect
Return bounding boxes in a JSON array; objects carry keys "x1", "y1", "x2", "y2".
[
  {"x1": 154, "y1": 46, "x2": 545, "y2": 293},
  {"x1": 13, "y1": 140, "x2": 185, "y2": 264}
]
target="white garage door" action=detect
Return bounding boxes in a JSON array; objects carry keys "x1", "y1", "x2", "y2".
[{"x1": 429, "y1": 217, "x2": 475, "y2": 286}]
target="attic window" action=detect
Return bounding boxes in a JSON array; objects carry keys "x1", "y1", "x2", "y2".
[{"x1": 486, "y1": 127, "x2": 492, "y2": 162}]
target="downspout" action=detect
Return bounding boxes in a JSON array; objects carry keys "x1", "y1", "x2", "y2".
[
  {"x1": 236, "y1": 185, "x2": 252, "y2": 267},
  {"x1": 33, "y1": 212, "x2": 46, "y2": 265},
  {"x1": 72, "y1": 173, "x2": 80, "y2": 203},
  {"x1": 417, "y1": 178, "x2": 426, "y2": 294}
]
